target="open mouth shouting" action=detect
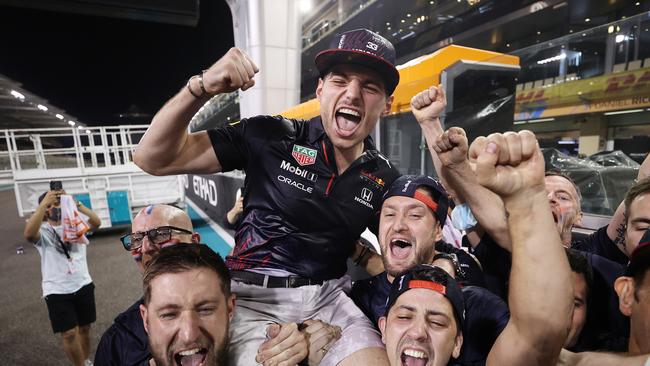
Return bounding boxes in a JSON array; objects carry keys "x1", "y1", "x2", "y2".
[
  {"x1": 174, "y1": 347, "x2": 208, "y2": 366},
  {"x1": 390, "y1": 238, "x2": 414, "y2": 260},
  {"x1": 334, "y1": 107, "x2": 363, "y2": 137},
  {"x1": 400, "y1": 348, "x2": 430, "y2": 366}
]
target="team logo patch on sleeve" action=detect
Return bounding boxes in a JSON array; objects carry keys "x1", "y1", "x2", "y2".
[{"x1": 292, "y1": 144, "x2": 318, "y2": 166}]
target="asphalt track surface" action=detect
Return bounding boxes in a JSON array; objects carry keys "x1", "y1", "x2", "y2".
[{"x1": 0, "y1": 189, "x2": 142, "y2": 365}]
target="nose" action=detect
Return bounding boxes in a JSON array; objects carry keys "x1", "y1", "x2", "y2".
[
  {"x1": 547, "y1": 191, "x2": 557, "y2": 204},
  {"x1": 406, "y1": 319, "x2": 428, "y2": 342},
  {"x1": 141, "y1": 235, "x2": 156, "y2": 255},
  {"x1": 392, "y1": 213, "x2": 408, "y2": 233},
  {"x1": 178, "y1": 311, "x2": 201, "y2": 344},
  {"x1": 344, "y1": 79, "x2": 362, "y2": 104}
]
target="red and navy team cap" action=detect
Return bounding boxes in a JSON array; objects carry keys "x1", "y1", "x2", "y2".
[
  {"x1": 383, "y1": 175, "x2": 450, "y2": 227},
  {"x1": 315, "y1": 28, "x2": 400, "y2": 95},
  {"x1": 385, "y1": 264, "x2": 465, "y2": 329},
  {"x1": 625, "y1": 228, "x2": 650, "y2": 277}
]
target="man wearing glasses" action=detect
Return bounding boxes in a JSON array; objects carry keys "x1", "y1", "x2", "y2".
[{"x1": 95, "y1": 204, "x2": 199, "y2": 365}]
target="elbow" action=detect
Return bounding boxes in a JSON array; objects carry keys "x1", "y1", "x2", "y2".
[
  {"x1": 24, "y1": 231, "x2": 37, "y2": 243},
  {"x1": 133, "y1": 150, "x2": 164, "y2": 176}
]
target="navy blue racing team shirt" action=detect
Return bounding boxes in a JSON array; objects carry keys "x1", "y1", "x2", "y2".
[{"x1": 208, "y1": 115, "x2": 400, "y2": 280}]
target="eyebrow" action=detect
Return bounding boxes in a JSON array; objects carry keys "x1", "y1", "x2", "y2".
[
  {"x1": 630, "y1": 218, "x2": 650, "y2": 225},
  {"x1": 383, "y1": 203, "x2": 428, "y2": 212},
  {"x1": 395, "y1": 304, "x2": 451, "y2": 319},
  {"x1": 153, "y1": 299, "x2": 220, "y2": 312}
]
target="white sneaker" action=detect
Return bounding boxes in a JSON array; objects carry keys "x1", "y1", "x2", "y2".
[{"x1": 84, "y1": 360, "x2": 93, "y2": 366}]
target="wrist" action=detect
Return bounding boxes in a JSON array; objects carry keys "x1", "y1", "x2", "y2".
[
  {"x1": 445, "y1": 159, "x2": 472, "y2": 172},
  {"x1": 186, "y1": 72, "x2": 213, "y2": 100},
  {"x1": 503, "y1": 189, "x2": 547, "y2": 214},
  {"x1": 418, "y1": 117, "x2": 442, "y2": 131}
]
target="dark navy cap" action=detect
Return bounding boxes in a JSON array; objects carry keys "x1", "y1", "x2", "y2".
[
  {"x1": 383, "y1": 175, "x2": 450, "y2": 227},
  {"x1": 384, "y1": 264, "x2": 465, "y2": 329},
  {"x1": 625, "y1": 228, "x2": 650, "y2": 277},
  {"x1": 315, "y1": 28, "x2": 400, "y2": 95}
]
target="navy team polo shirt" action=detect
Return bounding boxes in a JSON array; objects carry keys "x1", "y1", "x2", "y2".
[{"x1": 208, "y1": 115, "x2": 399, "y2": 280}]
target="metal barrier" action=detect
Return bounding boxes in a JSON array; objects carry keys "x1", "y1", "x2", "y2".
[{"x1": 2, "y1": 125, "x2": 185, "y2": 227}]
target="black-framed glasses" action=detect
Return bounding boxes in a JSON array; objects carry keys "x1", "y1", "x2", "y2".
[{"x1": 120, "y1": 226, "x2": 193, "y2": 251}]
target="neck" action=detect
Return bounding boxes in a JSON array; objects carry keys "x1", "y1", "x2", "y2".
[
  {"x1": 628, "y1": 326, "x2": 650, "y2": 355},
  {"x1": 333, "y1": 143, "x2": 364, "y2": 174},
  {"x1": 560, "y1": 229, "x2": 573, "y2": 246}
]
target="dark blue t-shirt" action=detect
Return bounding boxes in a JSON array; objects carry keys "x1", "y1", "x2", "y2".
[
  {"x1": 571, "y1": 226, "x2": 628, "y2": 266},
  {"x1": 471, "y1": 233, "x2": 629, "y2": 351},
  {"x1": 95, "y1": 298, "x2": 150, "y2": 366}
]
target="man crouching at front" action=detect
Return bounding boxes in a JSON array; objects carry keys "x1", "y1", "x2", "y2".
[
  {"x1": 380, "y1": 265, "x2": 464, "y2": 366},
  {"x1": 140, "y1": 244, "x2": 235, "y2": 366}
]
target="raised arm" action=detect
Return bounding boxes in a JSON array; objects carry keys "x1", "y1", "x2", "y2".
[
  {"x1": 77, "y1": 201, "x2": 101, "y2": 230},
  {"x1": 409, "y1": 86, "x2": 454, "y2": 196},
  {"x1": 436, "y1": 128, "x2": 513, "y2": 250},
  {"x1": 134, "y1": 48, "x2": 259, "y2": 176},
  {"x1": 475, "y1": 131, "x2": 573, "y2": 366},
  {"x1": 24, "y1": 190, "x2": 58, "y2": 243},
  {"x1": 410, "y1": 86, "x2": 511, "y2": 249}
]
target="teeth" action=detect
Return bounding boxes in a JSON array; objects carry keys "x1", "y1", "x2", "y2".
[
  {"x1": 338, "y1": 107, "x2": 360, "y2": 117},
  {"x1": 404, "y1": 349, "x2": 426, "y2": 359},
  {"x1": 178, "y1": 348, "x2": 200, "y2": 356},
  {"x1": 391, "y1": 238, "x2": 412, "y2": 245}
]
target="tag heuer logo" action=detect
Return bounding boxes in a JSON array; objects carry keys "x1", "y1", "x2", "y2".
[{"x1": 292, "y1": 145, "x2": 317, "y2": 166}]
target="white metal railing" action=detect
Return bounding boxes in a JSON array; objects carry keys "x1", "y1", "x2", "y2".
[{"x1": 2, "y1": 125, "x2": 150, "y2": 174}]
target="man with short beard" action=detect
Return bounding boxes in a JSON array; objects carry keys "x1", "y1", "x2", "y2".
[
  {"x1": 350, "y1": 175, "x2": 484, "y2": 325},
  {"x1": 96, "y1": 204, "x2": 310, "y2": 366},
  {"x1": 95, "y1": 204, "x2": 200, "y2": 365},
  {"x1": 140, "y1": 244, "x2": 233, "y2": 366}
]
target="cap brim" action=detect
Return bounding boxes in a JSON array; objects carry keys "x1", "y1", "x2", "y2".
[
  {"x1": 626, "y1": 243, "x2": 650, "y2": 276},
  {"x1": 315, "y1": 49, "x2": 400, "y2": 95}
]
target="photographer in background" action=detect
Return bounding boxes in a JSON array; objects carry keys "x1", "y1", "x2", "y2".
[{"x1": 24, "y1": 181, "x2": 101, "y2": 366}]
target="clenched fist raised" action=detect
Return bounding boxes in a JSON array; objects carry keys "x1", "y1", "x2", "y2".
[
  {"x1": 410, "y1": 85, "x2": 446, "y2": 126},
  {"x1": 202, "y1": 47, "x2": 259, "y2": 95},
  {"x1": 472, "y1": 130, "x2": 545, "y2": 198}
]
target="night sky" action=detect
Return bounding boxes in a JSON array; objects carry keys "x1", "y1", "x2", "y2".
[{"x1": 0, "y1": 1, "x2": 234, "y2": 126}]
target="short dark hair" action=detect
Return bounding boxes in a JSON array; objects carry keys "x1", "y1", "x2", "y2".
[
  {"x1": 143, "y1": 244, "x2": 231, "y2": 305},
  {"x1": 624, "y1": 177, "x2": 650, "y2": 222},
  {"x1": 565, "y1": 248, "x2": 593, "y2": 299},
  {"x1": 545, "y1": 171, "x2": 582, "y2": 203}
]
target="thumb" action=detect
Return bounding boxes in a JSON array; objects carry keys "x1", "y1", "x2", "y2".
[
  {"x1": 475, "y1": 142, "x2": 499, "y2": 187},
  {"x1": 266, "y1": 323, "x2": 281, "y2": 339}
]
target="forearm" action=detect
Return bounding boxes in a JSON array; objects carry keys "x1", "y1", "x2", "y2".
[
  {"x1": 24, "y1": 205, "x2": 46, "y2": 241},
  {"x1": 134, "y1": 82, "x2": 210, "y2": 174},
  {"x1": 446, "y1": 161, "x2": 512, "y2": 250},
  {"x1": 78, "y1": 205, "x2": 101, "y2": 230},
  {"x1": 559, "y1": 349, "x2": 650, "y2": 366},
  {"x1": 351, "y1": 241, "x2": 385, "y2": 276},
  {"x1": 420, "y1": 120, "x2": 455, "y2": 195},
  {"x1": 506, "y1": 191, "x2": 572, "y2": 352}
]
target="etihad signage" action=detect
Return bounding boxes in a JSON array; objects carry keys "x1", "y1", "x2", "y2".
[{"x1": 515, "y1": 68, "x2": 650, "y2": 120}]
